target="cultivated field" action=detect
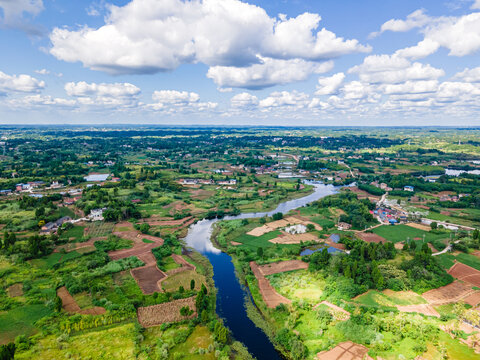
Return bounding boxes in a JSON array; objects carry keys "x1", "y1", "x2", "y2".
[
  {"x1": 316, "y1": 341, "x2": 373, "y2": 360},
  {"x1": 257, "y1": 260, "x2": 309, "y2": 276},
  {"x1": 250, "y1": 261, "x2": 292, "y2": 308},
  {"x1": 356, "y1": 232, "x2": 386, "y2": 244},
  {"x1": 137, "y1": 297, "x2": 197, "y2": 327},
  {"x1": 269, "y1": 232, "x2": 318, "y2": 244},
  {"x1": 57, "y1": 286, "x2": 105, "y2": 315},
  {"x1": 422, "y1": 281, "x2": 478, "y2": 305},
  {"x1": 396, "y1": 304, "x2": 440, "y2": 317},
  {"x1": 448, "y1": 262, "x2": 480, "y2": 287}
]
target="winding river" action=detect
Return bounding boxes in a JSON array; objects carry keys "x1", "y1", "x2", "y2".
[{"x1": 184, "y1": 182, "x2": 338, "y2": 360}]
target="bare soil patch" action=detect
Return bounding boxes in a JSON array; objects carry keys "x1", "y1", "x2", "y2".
[
  {"x1": 423, "y1": 281, "x2": 477, "y2": 305},
  {"x1": 189, "y1": 189, "x2": 215, "y2": 200},
  {"x1": 257, "y1": 260, "x2": 308, "y2": 276},
  {"x1": 448, "y1": 262, "x2": 480, "y2": 287},
  {"x1": 269, "y1": 232, "x2": 318, "y2": 244},
  {"x1": 131, "y1": 265, "x2": 167, "y2": 294},
  {"x1": 396, "y1": 304, "x2": 440, "y2": 317},
  {"x1": 7, "y1": 283, "x2": 23, "y2": 297},
  {"x1": 141, "y1": 216, "x2": 193, "y2": 227},
  {"x1": 57, "y1": 286, "x2": 105, "y2": 315},
  {"x1": 356, "y1": 232, "x2": 386, "y2": 244},
  {"x1": 54, "y1": 236, "x2": 107, "y2": 253},
  {"x1": 406, "y1": 222, "x2": 432, "y2": 231},
  {"x1": 247, "y1": 216, "x2": 322, "y2": 237},
  {"x1": 250, "y1": 261, "x2": 292, "y2": 308},
  {"x1": 109, "y1": 222, "x2": 166, "y2": 294},
  {"x1": 137, "y1": 297, "x2": 196, "y2": 327},
  {"x1": 316, "y1": 341, "x2": 372, "y2": 360}
]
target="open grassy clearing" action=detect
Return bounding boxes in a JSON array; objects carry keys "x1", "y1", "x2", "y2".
[
  {"x1": 437, "y1": 252, "x2": 480, "y2": 271},
  {"x1": 59, "y1": 225, "x2": 85, "y2": 242},
  {"x1": 168, "y1": 326, "x2": 215, "y2": 360},
  {"x1": 267, "y1": 269, "x2": 325, "y2": 303},
  {"x1": 29, "y1": 250, "x2": 83, "y2": 269},
  {"x1": 0, "y1": 304, "x2": 52, "y2": 344},
  {"x1": 161, "y1": 269, "x2": 206, "y2": 292},
  {"x1": 353, "y1": 290, "x2": 427, "y2": 307},
  {"x1": 372, "y1": 224, "x2": 448, "y2": 244},
  {"x1": 16, "y1": 323, "x2": 136, "y2": 360}
]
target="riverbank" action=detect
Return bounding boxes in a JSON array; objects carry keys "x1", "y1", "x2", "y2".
[{"x1": 183, "y1": 182, "x2": 338, "y2": 360}]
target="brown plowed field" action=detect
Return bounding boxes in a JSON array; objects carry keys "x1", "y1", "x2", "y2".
[
  {"x1": 250, "y1": 261, "x2": 292, "y2": 308},
  {"x1": 463, "y1": 292, "x2": 480, "y2": 307},
  {"x1": 137, "y1": 297, "x2": 196, "y2": 327},
  {"x1": 406, "y1": 222, "x2": 432, "y2": 231},
  {"x1": 257, "y1": 260, "x2": 308, "y2": 276},
  {"x1": 7, "y1": 283, "x2": 23, "y2": 297},
  {"x1": 448, "y1": 262, "x2": 480, "y2": 287},
  {"x1": 316, "y1": 341, "x2": 372, "y2": 360},
  {"x1": 57, "y1": 286, "x2": 105, "y2": 315},
  {"x1": 54, "y1": 236, "x2": 107, "y2": 253},
  {"x1": 108, "y1": 222, "x2": 166, "y2": 294},
  {"x1": 131, "y1": 265, "x2": 167, "y2": 294},
  {"x1": 396, "y1": 304, "x2": 440, "y2": 317},
  {"x1": 356, "y1": 233, "x2": 386, "y2": 244},
  {"x1": 269, "y1": 232, "x2": 318, "y2": 244},
  {"x1": 141, "y1": 216, "x2": 193, "y2": 227},
  {"x1": 422, "y1": 281, "x2": 476, "y2": 305}
]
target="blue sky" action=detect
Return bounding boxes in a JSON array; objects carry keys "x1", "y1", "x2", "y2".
[{"x1": 0, "y1": 0, "x2": 479, "y2": 125}]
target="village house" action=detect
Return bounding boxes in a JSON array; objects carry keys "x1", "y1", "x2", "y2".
[
  {"x1": 88, "y1": 208, "x2": 105, "y2": 221},
  {"x1": 218, "y1": 179, "x2": 237, "y2": 185},
  {"x1": 181, "y1": 179, "x2": 198, "y2": 185},
  {"x1": 40, "y1": 216, "x2": 72, "y2": 234},
  {"x1": 337, "y1": 222, "x2": 352, "y2": 230}
]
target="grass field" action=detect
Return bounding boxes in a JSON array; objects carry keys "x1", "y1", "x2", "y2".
[
  {"x1": 59, "y1": 225, "x2": 85, "y2": 242},
  {"x1": 372, "y1": 224, "x2": 448, "y2": 244},
  {"x1": 354, "y1": 290, "x2": 427, "y2": 308},
  {"x1": 437, "y1": 252, "x2": 480, "y2": 271},
  {"x1": 168, "y1": 326, "x2": 215, "y2": 360},
  {"x1": 268, "y1": 269, "x2": 325, "y2": 303},
  {"x1": 232, "y1": 230, "x2": 283, "y2": 249},
  {"x1": 0, "y1": 304, "x2": 52, "y2": 344},
  {"x1": 161, "y1": 270, "x2": 206, "y2": 292},
  {"x1": 16, "y1": 323, "x2": 135, "y2": 359},
  {"x1": 30, "y1": 251, "x2": 83, "y2": 269}
]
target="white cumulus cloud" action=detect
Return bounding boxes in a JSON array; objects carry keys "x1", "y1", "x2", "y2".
[
  {"x1": 230, "y1": 92, "x2": 259, "y2": 108},
  {"x1": 0, "y1": 71, "x2": 45, "y2": 95},
  {"x1": 207, "y1": 57, "x2": 333, "y2": 90},
  {"x1": 348, "y1": 55, "x2": 444, "y2": 84},
  {"x1": 49, "y1": 0, "x2": 369, "y2": 82},
  {"x1": 315, "y1": 72, "x2": 345, "y2": 95}
]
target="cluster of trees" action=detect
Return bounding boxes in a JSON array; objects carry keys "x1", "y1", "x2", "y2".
[
  {"x1": 315, "y1": 192, "x2": 375, "y2": 229},
  {"x1": 307, "y1": 236, "x2": 451, "y2": 294}
]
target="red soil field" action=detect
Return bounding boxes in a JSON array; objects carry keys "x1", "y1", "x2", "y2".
[
  {"x1": 448, "y1": 262, "x2": 480, "y2": 288},
  {"x1": 57, "y1": 286, "x2": 105, "y2": 315},
  {"x1": 316, "y1": 341, "x2": 373, "y2": 360},
  {"x1": 422, "y1": 281, "x2": 478, "y2": 305},
  {"x1": 356, "y1": 232, "x2": 386, "y2": 244}
]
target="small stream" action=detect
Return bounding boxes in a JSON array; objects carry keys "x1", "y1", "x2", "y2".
[{"x1": 183, "y1": 182, "x2": 337, "y2": 360}]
